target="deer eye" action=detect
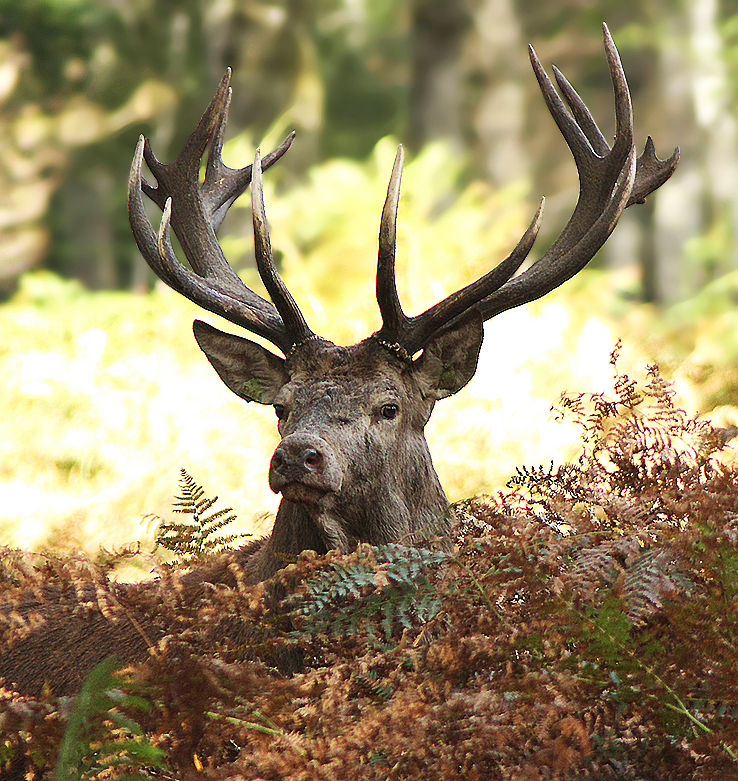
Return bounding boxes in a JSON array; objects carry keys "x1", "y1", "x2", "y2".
[
  {"x1": 380, "y1": 403, "x2": 399, "y2": 420},
  {"x1": 273, "y1": 404, "x2": 286, "y2": 420}
]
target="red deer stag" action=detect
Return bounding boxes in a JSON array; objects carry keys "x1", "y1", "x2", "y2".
[
  {"x1": 1, "y1": 25, "x2": 677, "y2": 697},
  {"x1": 127, "y1": 24, "x2": 676, "y2": 579}
]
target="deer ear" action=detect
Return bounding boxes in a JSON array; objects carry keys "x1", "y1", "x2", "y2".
[
  {"x1": 192, "y1": 320, "x2": 289, "y2": 404},
  {"x1": 412, "y1": 310, "x2": 483, "y2": 401}
]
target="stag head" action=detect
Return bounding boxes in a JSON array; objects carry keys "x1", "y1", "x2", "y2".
[{"x1": 128, "y1": 24, "x2": 678, "y2": 573}]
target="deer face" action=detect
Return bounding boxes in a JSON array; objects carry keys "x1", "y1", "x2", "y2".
[{"x1": 192, "y1": 314, "x2": 482, "y2": 550}]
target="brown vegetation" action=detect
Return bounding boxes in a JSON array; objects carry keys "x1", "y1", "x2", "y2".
[
  {"x1": 2, "y1": 353, "x2": 737, "y2": 779},
  {"x1": 0, "y1": 25, "x2": 705, "y2": 780}
]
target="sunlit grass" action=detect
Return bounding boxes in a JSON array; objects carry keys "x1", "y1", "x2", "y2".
[
  {"x1": 4, "y1": 265, "x2": 737, "y2": 559},
  {"x1": 0, "y1": 273, "x2": 280, "y2": 553}
]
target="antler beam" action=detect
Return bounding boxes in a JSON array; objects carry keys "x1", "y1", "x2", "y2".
[
  {"x1": 128, "y1": 69, "x2": 310, "y2": 355},
  {"x1": 129, "y1": 25, "x2": 678, "y2": 363},
  {"x1": 373, "y1": 24, "x2": 679, "y2": 357}
]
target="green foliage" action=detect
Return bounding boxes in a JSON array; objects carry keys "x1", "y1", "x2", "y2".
[
  {"x1": 0, "y1": 0, "x2": 412, "y2": 289},
  {"x1": 0, "y1": 0, "x2": 109, "y2": 95},
  {"x1": 0, "y1": 0, "x2": 735, "y2": 325},
  {"x1": 289, "y1": 543, "x2": 448, "y2": 643},
  {"x1": 153, "y1": 468, "x2": 248, "y2": 563},
  {"x1": 55, "y1": 657, "x2": 166, "y2": 780},
  {"x1": 315, "y1": 0, "x2": 406, "y2": 158}
]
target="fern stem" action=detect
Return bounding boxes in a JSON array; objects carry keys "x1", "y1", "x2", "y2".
[
  {"x1": 664, "y1": 699, "x2": 738, "y2": 762},
  {"x1": 206, "y1": 711, "x2": 307, "y2": 755},
  {"x1": 206, "y1": 712, "x2": 283, "y2": 736}
]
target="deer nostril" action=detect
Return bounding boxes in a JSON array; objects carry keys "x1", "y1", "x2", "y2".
[
  {"x1": 271, "y1": 444, "x2": 324, "y2": 477},
  {"x1": 302, "y1": 448, "x2": 323, "y2": 472}
]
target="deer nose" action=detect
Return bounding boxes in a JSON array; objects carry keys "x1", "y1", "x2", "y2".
[
  {"x1": 271, "y1": 444, "x2": 324, "y2": 475},
  {"x1": 268, "y1": 434, "x2": 341, "y2": 496}
]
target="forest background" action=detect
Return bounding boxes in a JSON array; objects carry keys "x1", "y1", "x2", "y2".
[{"x1": 1, "y1": 0, "x2": 737, "y2": 559}]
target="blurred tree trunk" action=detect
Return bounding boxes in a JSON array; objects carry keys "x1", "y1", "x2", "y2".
[
  {"x1": 466, "y1": 0, "x2": 528, "y2": 185},
  {"x1": 648, "y1": 0, "x2": 738, "y2": 304},
  {"x1": 52, "y1": 166, "x2": 117, "y2": 289},
  {"x1": 649, "y1": 9, "x2": 700, "y2": 305},
  {"x1": 685, "y1": 0, "x2": 738, "y2": 272},
  {"x1": 408, "y1": 0, "x2": 528, "y2": 185},
  {"x1": 408, "y1": 0, "x2": 473, "y2": 152}
]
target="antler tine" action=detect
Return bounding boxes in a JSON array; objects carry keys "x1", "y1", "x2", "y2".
[
  {"x1": 376, "y1": 24, "x2": 677, "y2": 355},
  {"x1": 129, "y1": 139, "x2": 292, "y2": 352},
  {"x1": 251, "y1": 150, "x2": 315, "y2": 347},
  {"x1": 376, "y1": 198, "x2": 544, "y2": 354},
  {"x1": 628, "y1": 136, "x2": 680, "y2": 206},
  {"x1": 200, "y1": 75, "x2": 296, "y2": 233},
  {"x1": 374, "y1": 147, "x2": 544, "y2": 354},
  {"x1": 128, "y1": 69, "x2": 305, "y2": 355},
  {"x1": 475, "y1": 23, "x2": 641, "y2": 320},
  {"x1": 550, "y1": 54, "x2": 679, "y2": 208},
  {"x1": 141, "y1": 68, "x2": 233, "y2": 213},
  {"x1": 523, "y1": 24, "x2": 633, "y2": 263},
  {"x1": 138, "y1": 69, "x2": 294, "y2": 287},
  {"x1": 551, "y1": 66, "x2": 609, "y2": 157},
  {"x1": 376, "y1": 146, "x2": 408, "y2": 338}
]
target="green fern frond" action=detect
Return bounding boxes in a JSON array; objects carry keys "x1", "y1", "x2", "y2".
[
  {"x1": 291, "y1": 544, "x2": 447, "y2": 643},
  {"x1": 154, "y1": 468, "x2": 249, "y2": 562},
  {"x1": 55, "y1": 657, "x2": 166, "y2": 780}
]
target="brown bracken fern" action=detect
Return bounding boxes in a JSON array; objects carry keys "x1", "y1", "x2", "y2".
[{"x1": 3, "y1": 348, "x2": 738, "y2": 779}]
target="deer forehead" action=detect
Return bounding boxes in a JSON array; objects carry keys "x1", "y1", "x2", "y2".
[
  {"x1": 277, "y1": 370, "x2": 410, "y2": 416},
  {"x1": 284, "y1": 340, "x2": 412, "y2": 402},
  {"x1": 287, "y1": 372, "x2": 403, "y2": 398}
]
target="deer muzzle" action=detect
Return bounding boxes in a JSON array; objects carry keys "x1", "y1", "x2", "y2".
[{"x1": 268, "y1": 434, "x2": 342, "y2": 502}]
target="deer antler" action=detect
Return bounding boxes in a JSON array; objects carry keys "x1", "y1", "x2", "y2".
[
  {"x1": 373, "y1": 24, "x2": 679, "y2": 357},
  {"x1": 130, "y1": 26, "x2": 677, "y2": 362},
  {"x1": 128, "y1": 69, "x2": 313, "y2": 355}
]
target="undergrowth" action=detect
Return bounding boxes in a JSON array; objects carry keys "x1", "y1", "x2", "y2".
[
  {"x1": 288, "y1": 543, "x2": 448, "y2": 644},
  {"x1": 2, "y1": 348, "x2": 738, "y2": 779},
  {"x1": 54, "y1": 657, "x2": 165, "y2": 781}
]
